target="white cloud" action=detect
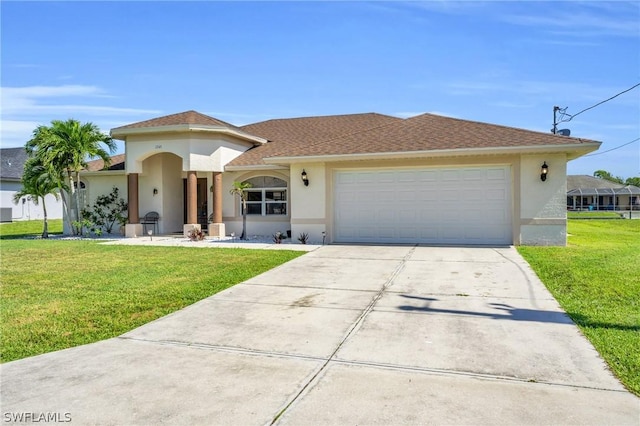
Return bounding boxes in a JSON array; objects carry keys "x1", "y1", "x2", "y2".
[
  {"x1": 444, "y1": 80, "x2": 640, "y2": 106},
  {"x1": 0, "y1": 84, "x2": 161, "y2": 148},
  {"x1": 394, "y1": 111, "x2": 424, "y2": 119},
  {"x1": 425, "y1": 111, "x2": 459, "y2": 119},
  {"x1": 0, "y1": 120, "x2": 41, "y2": 147},
  {"x1": 499, "y1": 4, "x2": 640, "y2": 38}
]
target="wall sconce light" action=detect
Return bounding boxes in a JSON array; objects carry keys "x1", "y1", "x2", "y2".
[
  {"x1": 301, "y1": 169, "x2": 309, "y2": 186},
  {"x1": 153, "y1": 188, "x2": 158, "y2": 195},
  {"x1": 540, "y1": 162, "x2": 549, "y2": 182}
]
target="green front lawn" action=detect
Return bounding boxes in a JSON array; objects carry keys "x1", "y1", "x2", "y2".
[
  {"x1": 0, "y1": 240, "x2": 303, "y2": 362},
  {"x1": 518, "y1": 220, "x2": 640, "y2": 396},
  {"x1": 567, "y1": 211, "x2": 622, "y2": 219},
  {"x1": 0, "y1": 219, "x2": 63, "y2": 239}
]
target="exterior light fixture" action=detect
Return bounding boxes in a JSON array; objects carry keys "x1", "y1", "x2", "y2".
[
  {"x1": 540, "y1": 162, "x2": 549, "y2": 182},
  {"x1": 153, "y1": 188, "x2": 158, "y2": 195},
  {"x1": 148, "y1": 229, "x2": 153, "y2": 241},
  {"x1": 301, "y1": 169, "x2": 309, "y2": 186}
]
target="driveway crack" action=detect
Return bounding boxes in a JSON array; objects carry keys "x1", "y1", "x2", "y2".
[{"x1": 270, "y1": 246, "x2": 417, "y2": 424}]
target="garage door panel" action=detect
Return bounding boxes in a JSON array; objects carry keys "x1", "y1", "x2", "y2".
[
  {"x1": 334, "y1": 167, "x2": 511, "y2": 245},
  {"x1": 418, "y1": 170, "x2": 438, "y2": 182},
  {"x1": 487, "y1": 168, "x2": 507, "y2": 180},
  {"x1": 398, "y1": 210, "x2": 417, "y2": 222},
  {"x1": 375, "y1": 209, "x2": 393, "y2": 222},
  {"x1": 487, "y1": 189, "x2": 507, "y2": 201},
  {"x1": 417, "y1": 189, "x2": 438, "y2": 202},
  {"x1": 462, "y1": 169, "x2": 483, "y2": 180},
  {"x1": 396, "y1": 190, "x2": 414, "y2": 202},
  {"x1": 378, "y1": 190, "x2": 395, "y2": 201}
]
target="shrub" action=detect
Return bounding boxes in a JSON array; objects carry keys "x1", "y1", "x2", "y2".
[
  {"x1": 187, "y1": 227, "x2": 205, "y2": 241},
  {"x1": 82, "y1": 187, "x2": 128, "y2": 235}
]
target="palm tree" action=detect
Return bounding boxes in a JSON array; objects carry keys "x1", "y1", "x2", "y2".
[
  {"x1": 229, "y1": 181, "x2": 253, "y2": 240},
  {"x1": 26, "y1": 119, "x2": 116, "y2": 234},
  {"x1": 13, "y1": 157, "x2": 60, "y2": 238},
  {"x1": 593, "y1": 170, "x2": 624, "y2": 184}
]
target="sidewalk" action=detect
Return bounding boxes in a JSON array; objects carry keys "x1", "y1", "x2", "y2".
[{"x1": 102, "y1": 235, "x2": 321, "y2": 251}]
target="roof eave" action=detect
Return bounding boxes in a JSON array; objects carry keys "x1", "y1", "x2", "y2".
[
  {"x1": 110, "y1": 125, "x2": 268, "y2": 145},
  {"x1": 81, "y1": 170, "x2": 127, "y2": 176},
  {"x1": 224, "y1": 164, "x2": 289, "y2": 172},
  {"x1": 261, "y1": 142, "x2": 602, "y2": 165}
]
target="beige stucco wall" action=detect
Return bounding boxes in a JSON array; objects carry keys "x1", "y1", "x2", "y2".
[
  {"x1": 65, "y1": 172, "x2": 127, "y2": 234},
  {"x1": 80, "y1": 145, "x2": 571, "y2": 245},
  {"x1": 288, "y1": 163, "x2": 327, "y2": 243},
  {"x1": 287, "y1": 153, "x2": 568, "y2": 246},
  {"x1": 519, "y1": 154, "x2": 567, "y2": 245},
  {"x1": 136, "y1": 153, "x2": 210, "y2": 234},
  {"x1": 125, "y1": 133, "x2": 253, "y2": 174},
  {"x1": 160, "y1": 154, "x2": 185, "y2": 234}
]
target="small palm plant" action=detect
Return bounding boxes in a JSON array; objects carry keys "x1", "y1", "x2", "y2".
[
  {"x1": 13, "y1": 157, "x2": 60, "y2": 238},
  {"x1": 229, "y1": 181, "x2": 252, "y2": 240}
]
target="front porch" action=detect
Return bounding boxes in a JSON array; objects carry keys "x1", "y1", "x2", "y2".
[{"x1": 124, "y1": 167, "x2": 226, "y2": 238}]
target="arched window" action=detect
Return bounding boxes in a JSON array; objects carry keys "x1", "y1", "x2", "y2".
[{"x1": 242, "y1": 176, "x2": 287, "y2": 216}]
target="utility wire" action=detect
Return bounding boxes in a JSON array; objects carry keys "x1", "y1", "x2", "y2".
[
  {"x1": 559, "y1": 82, "x2": 640, "y2": 123},
  {"x1": 583, "y1": 137, "x2": 640, "y2": 157}
]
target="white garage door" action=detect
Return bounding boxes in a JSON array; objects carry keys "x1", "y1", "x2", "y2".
[{"x1": 334, "y1": 166, "x2": 512, "y2": 245}]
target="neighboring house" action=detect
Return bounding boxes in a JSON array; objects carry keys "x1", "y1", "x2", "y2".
[
  {"x1": 78, "y1": 110, "x2": 600, "y2": 246},
  {"x1": 0, "y1": 147, "x2": 63, "y2": 222},
  {"x1": 567, "y1": 175, "x2": 640, "y2": 211}
]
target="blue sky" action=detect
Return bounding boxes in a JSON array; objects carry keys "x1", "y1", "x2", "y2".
[{"x1": 2, "y1": 1, "x2": 639, "y2": 178}]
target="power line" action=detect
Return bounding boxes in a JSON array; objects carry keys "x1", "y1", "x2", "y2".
[
  {"x1": 559, "y1": 82, "x2": 640, "y2": 123},
  {"x1": 583, "y1": 137, "x2": 640, "y2": 157}
]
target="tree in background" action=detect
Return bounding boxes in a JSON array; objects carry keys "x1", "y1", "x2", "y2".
[
  {"x1": 625, "y1": 177, "x2": 640, "y2": 187},
  {"x1": 12, "y1": 156, "x2": 60, "y2": 238},
  {"x1": 593, "y1": 170, "x2": 640, "y2": 187},
  {"x1": 593, "y1": 170, "x2": 624, "y2": 184},
  {"x1": 229, "y1": 181, "x2": 253, "y2": 240},
  {"x1": 25, "y1": 119, "x2": 116, "y2": 234}
]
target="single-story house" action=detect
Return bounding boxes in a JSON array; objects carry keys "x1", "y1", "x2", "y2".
[
  {"x1": 567, "y1": 175, "x2": 640, "y2": 211},
  {"x1": 78, "y1": 110, "x2": 601, "y2": 246},
  {"x1": 0, "y1": 147, "x2": 64, "y2": 222}
]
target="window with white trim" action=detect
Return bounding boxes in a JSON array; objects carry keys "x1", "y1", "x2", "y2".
[{"x1": 242, "y1": 177, "x2": 287, "y2": 216}]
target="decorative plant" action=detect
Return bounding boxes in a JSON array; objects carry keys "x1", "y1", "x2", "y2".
[
  {"x1": 187, "y1": 226, "x2": 206, "y2": 241},
  {"x1": 297, "y1": 232, "x2": 309, "y2": 244},
  {"x1": 273, "y1": 232, "x2": 284, "y2": 244},
  {"x1": 25, "y1": 118, "x2": 116, "y2": 236},
  {"x1": 82, "y1": 187, "x2": 128, "y2": 235},
  {"x1": 72, "y1": 218, "x2": 93, "y2": 237},
  {"x1": 229, "y1": 181, "x2": 253, "y2": 240}
]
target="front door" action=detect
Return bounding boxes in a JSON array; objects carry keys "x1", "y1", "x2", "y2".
[{"x1": 183, "y1": 178, "x2": 208, "y2": 229}]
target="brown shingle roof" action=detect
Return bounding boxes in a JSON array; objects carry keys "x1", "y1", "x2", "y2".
[
  {"x1": 111, "y1": 110, "x2": 244, "y2": 133},
  {"x1": 228, "y1": 113, "x2": 402, "y2": 167},
  {"x1": 85, "y1": 154, "x2": 125, "y2": 171},
  {"x1": 103, "y1": 111, "x2": 601, "y2": 169},
  {"x1": 261, "y1": 113, "x2": 599, "y2": 160}
]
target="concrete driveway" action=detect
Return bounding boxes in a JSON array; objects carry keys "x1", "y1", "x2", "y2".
[{"x1": 2, "y1": 245, "x2": 638, "y2": 425}]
